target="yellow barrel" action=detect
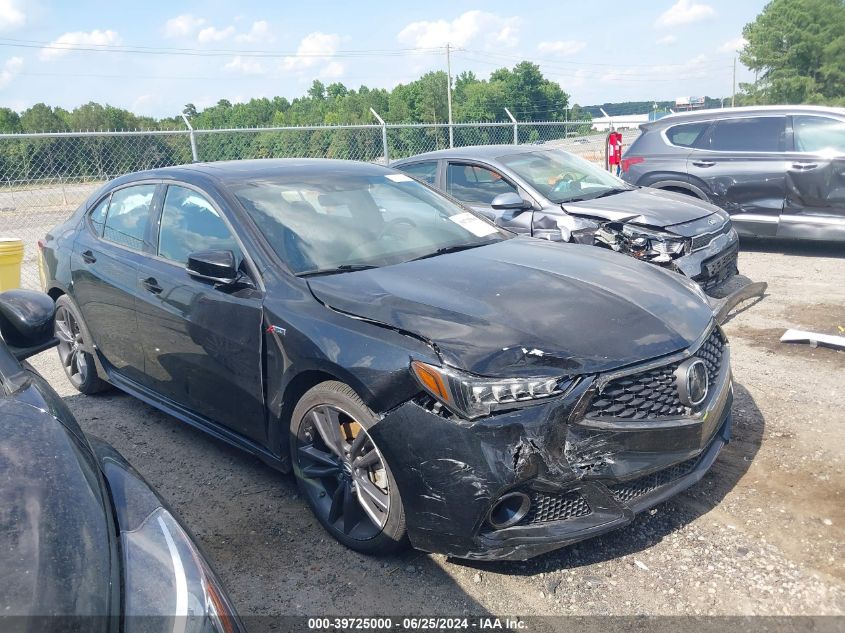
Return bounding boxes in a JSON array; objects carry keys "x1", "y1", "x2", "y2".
[{"x1": 0, "y1": 238, "x2": 24, "y2": 291}]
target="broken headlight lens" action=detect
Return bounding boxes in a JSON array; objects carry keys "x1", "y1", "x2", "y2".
[
  {"x1": 411, "y1": 360, "x2": 571, "y2": 419},
  {"x1": 621, "y1": 224, "x2": 688, "y2": 262}
]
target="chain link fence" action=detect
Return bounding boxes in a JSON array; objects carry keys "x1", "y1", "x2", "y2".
[{"x1": 0, "y1": 120, "x2": 640, "y2": 289}]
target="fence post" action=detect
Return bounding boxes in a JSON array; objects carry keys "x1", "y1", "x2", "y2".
[
  {"x1": 180, "y1": 113, "x2": 199, "y2": 162},
  {"x1": 505, "y1": 108, "x2": 518, "y2": 145},
  {"x1": 370, "y1": 108, "x2": 389, "y2": 165}
]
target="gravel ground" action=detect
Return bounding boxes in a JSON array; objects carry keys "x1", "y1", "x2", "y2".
[{"x1": 27, "y1": 238, "x2": 845, "y2": 620}]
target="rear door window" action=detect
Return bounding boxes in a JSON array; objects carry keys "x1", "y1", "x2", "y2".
[
  {"x1": 707, "y1": 117, "x2": 786, "y2": 152},
  {"x1": 446, "y1": 163, "x2": 518, "y2": 204},
  {"x1": 399, "y1": 161, "x2": 438, "y2": 185},
  {"x1": 88, "y1": 195, "x2": 110, "y2": 237},
  {"x1": 666, "y1": 122, "x2": 711, "y2": 148},
  {"x1": 103, "y1": 184, "x2": 155, "y2": 250}
]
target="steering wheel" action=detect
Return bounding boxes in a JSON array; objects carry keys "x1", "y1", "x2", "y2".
[
  {"x1": 377, "y1": 217, "x2": 417, "y2": 240},
  {"x1": 550, "y1": 172, "x2": 582, "y2": 195}
]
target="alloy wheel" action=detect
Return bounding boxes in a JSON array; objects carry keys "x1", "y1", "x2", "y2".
[
  {"x1": 55, "y1": 306, "x2": 88, "y2": 388},
  {"x1": 296, "y1": 405, "x2": 390, "y2": 540}
]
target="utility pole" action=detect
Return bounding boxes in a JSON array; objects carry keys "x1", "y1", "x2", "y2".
[
  {"x1": 731, "y1": 56, "x2": 737, "y2": 108},
  {"x1": 446, "y1": 43, "x2": 454, "y2": 148}
]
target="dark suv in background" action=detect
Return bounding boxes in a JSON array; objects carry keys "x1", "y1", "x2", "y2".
[{"x1": 620, "y1": 106, "x2": 845, "y2": 241}]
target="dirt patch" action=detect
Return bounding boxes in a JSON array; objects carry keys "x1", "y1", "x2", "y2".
[
  {"x1": 783, "y1": 303, "x2": 845, "y2": 337},
  {"x1": 731, "y1": 324, "x2": 845, "y2": 364}
]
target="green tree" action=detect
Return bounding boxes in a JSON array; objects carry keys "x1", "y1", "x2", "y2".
[{"x1": 740, "y1": 0, "x2": 845, "y2": 104}]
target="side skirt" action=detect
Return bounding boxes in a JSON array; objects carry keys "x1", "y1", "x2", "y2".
[{"x1": 105, "y1": 368, "x2": 290, "y2": 473}]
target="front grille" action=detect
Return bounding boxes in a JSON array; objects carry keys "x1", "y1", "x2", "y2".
[
  {"x1": 587, "y1": 327, "x2": 726, "y2": 420},
  {"x1": 608, "y1": 456, "x2": 699, "y2": 504},
  {"x1": 520, "y1": 490, "x2": 591, "y2": 524},
  {"x1": 691, "y1": 222, "x2": 732, "y2": 251}
]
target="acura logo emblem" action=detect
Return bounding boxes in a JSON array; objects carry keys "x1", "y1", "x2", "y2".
[{"x1": 675, "y1": 358, "x2": 709, "y2": 407}]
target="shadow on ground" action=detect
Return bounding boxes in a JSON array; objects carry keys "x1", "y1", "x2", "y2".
[{"x1": 739, "y1": 237, "x2": 845, "y2": 259}]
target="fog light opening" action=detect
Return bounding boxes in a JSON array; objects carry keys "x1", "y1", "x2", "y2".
[{"x1": 488, "y1": 492, "x2": 531, "y2": 529}]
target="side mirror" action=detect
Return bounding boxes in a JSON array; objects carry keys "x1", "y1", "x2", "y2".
[
  {"x1": 186, "y1": 250, "x2": 239, "y2": 284},
  {"x1": 0, "y1": 290, "x2": 58, "y2": 360},
  {"x1": 491, "y1": 192, "x2": 531, "y2": 211}
]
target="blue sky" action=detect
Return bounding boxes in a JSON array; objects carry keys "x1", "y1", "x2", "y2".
[{"x1": 0, "y1": 0, "x2": 766, "y2": 119}]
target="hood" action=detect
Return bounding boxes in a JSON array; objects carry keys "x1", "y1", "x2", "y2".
[
  {"x1": 308, "y1": 237, "x2": 713, "y2": 377},
  {"x1": 563, "y1": 187, "x2": 718, "y2": 228},
  {"x1": 0, "y1": 399, "x2": 113, "y2": 620}
]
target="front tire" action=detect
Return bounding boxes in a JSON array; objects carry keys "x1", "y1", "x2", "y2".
[
  {"x1": 290, "y1": 381, "x2": 408, "y2": 555},
  {"x1": 54, "y1": 295, "x2": 110, "y2": 395}
]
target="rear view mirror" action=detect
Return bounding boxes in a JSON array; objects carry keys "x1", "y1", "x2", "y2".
[
  {"x1": 0, "y1": 289, "x2": 58, "y2": 360},
  {"x1": 491, "y1": 192, "x2": 531, "y2": 211},
  {"x1": 186, "y1": 250, "x2": 239, "y2": 284}
]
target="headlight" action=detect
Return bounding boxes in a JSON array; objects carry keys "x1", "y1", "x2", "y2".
[
  {"x1": 123, "y1": 507, "x2": 244, "y2": 633},
  {"x1": 411, "y1": 360, "x2": 572, "y2": 419},
  {"x1": 621, "y1": 224, "x2": 688, "y2": 262}
]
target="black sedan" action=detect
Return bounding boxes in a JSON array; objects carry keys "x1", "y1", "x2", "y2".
[
  {"x1": 41, "y1": 159, "x2": 733, "y2": 561},
  {"x1": 393, "y1": 146, "x2": 741, "y2": 293},
  {"x1": 0, "y1": 289, "x2": 243, "y2": 631}
]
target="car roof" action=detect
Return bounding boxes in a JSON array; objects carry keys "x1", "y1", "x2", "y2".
[
  {"x1": 110, "y1": 158, "x2": 397, "y2": 187},
  {"x1": 644, "y1": 105, "x2": 845, "y2": 129},
  {"x1": 392, "y1": 144, "x2": 548, "y2": 165}
]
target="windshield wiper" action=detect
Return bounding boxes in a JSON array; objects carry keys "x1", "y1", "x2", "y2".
[
  {"x1": 560, "y1": 187, "x2": 630, "y2": 204},
  {"x1": 591, "y1": 187, "x2": 631, "y2": 199},
  {"x1": 408, "y1": 242, "x2": 487, "y2": 262},
  {"x1": 298, "y1": 264, "x2": 381, "y2": 278}
]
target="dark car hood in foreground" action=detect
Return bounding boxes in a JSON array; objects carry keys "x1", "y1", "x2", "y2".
[
  {"x1": 564, "y1": 186, "x2": 717, "y2": 228},
  {"x1": 309, "y1": 237, "x2": 712, "y2": 376},
  {"x1": 0, "y1": 398, "x2": 112, "y2": 619}
]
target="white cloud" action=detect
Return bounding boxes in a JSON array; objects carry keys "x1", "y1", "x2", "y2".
[
  {"x1": 397, "y1": 10, "x2": 519, "y2": 49},
  {"x1": 0, "y1": 0, "x2": 25, "y2": 31},
  {"x1": 319, "y1": 61, "x2": 345, "y2": 80},
  {"x1": 537, "y1": 40, "x2": 586, "y2": 56},
  {"x1": 163, "y1": 14, "x2": 205, "y2": 38},
  {"x1": 235, "y1": 20, "x2": 271, "y2": 43},
  {"x1": 655, "y1": 0, "x2": 715, "y2": 28},
  {"x1": 282, "y1": 32, "x2": 342, "y2": 74},
  {"x1": 719, "y1": 37, "x2": 747, "y2": 53},
  {"x1": 657, "y1": 35, "x2": 677, "y2": 45},
  {"x1": 40, "y1": 30, "x2": 122, "y2": 61},
  {"x1": 0, "y1": 56, "x2": 22, "y2": 88},
  {"x1": 197, "y1": 25, "x2": 235, "y2": 43},
  {"x1": 224, "y1": 55, "x2": 265, "y2": 75}
]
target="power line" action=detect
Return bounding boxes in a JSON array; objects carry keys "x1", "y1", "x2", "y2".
[
  {"x1": 0, "y1": 37, "x2": 447, "y2": 59},
  {"x1": 456, "y1": 53, "x2": 729, "y2": 82},
  {"x1": 463, "y1": 48, "x2": 734, "y2": 70}
]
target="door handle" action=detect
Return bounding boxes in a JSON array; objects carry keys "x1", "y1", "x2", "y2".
[
  {"x1": 791, "y1": 162, "x2": 818, "y2": 170},
  {"x1": 141, "y1": 277, "x2": 163, "y2": 294},
  {"x1": 81, "y1": 249, "x2": 96, "y2": 264},
  {"x1": 692, "y1": 160, "x2": 715, "y2": 168}
]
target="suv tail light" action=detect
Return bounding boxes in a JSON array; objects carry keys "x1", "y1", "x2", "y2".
[{"x1": 621, "y1": 156, "x2": 645, "y2": 173}]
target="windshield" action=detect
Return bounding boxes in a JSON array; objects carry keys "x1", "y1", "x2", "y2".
[
  {"x1": 498, "y1": 148, "x2": 632, "y2": 203},
  {"x1": 233, "y1": 172, "x2": 509, "y2": 275}
]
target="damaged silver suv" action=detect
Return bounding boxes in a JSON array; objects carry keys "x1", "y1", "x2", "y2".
[{"x1": 394, "y1": 145, "x2": 740, "y2": 293}]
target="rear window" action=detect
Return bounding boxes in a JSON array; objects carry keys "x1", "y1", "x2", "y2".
[
  {"x1": 666, "y1": 122, "x2": 710, "y2": 148},
  {"x1": 707, "y1": 117, "x2": 786, "y2": 152},
  {"x1": 398, "y1": 161, "x2": 437, "y2": 185}
]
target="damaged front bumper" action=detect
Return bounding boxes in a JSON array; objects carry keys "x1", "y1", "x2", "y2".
[
  {"x1": 579, "y1": 219, "x2": 741, "y2": 293},
  {"x1": 369, "y1": 326, "x2": 733, "y2": 561}
]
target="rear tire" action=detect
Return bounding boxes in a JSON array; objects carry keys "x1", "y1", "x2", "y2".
[
  {"x1": 54, "y1": 295, "x2": 110, "y2": 395},
  {"x1": 290, "y1": 381, "x2": 409, "y2": 555}
]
